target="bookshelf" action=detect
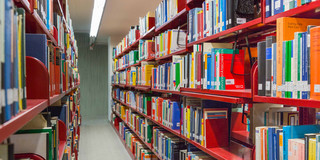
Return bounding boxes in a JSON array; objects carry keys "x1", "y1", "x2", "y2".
[
  {"x1": 1, "y1": 0, "x2": 81, "y2": 159},
  {"x1": 111, "y1": 0, "x2": 320, "y2": 159}
]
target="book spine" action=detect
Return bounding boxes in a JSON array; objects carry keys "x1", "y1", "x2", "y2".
[
  {"x1": 258, "y1": 41, "x2": 267, "y2": 96},
  {"x1": 272, "y1": 43, "x2": 277, "y2": 97},
  {"x1": 310, "y1": 27, "x2": 320, "y2": 100},
  {"x1": 266, "y1": 36, "x2": 276, "y2": 97}
]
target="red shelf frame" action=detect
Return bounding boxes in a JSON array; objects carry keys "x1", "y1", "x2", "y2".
[
  {"x1": 180, "y1": 91, "x2": 252, "y2": 104},
  {"x1": 187, "y1": 18, "x2": 262, "y2": 47},
  {"x1": 264, "y1": 1, "x2": 320, "y2": 24},
  {"x1": 151, "y1": 88, "x2": 181, "y2": 95},
  {"x1": 140, "y1": 27, "x2": 155, "y2": 40},
  {"x1": 155, "y1": 8, "x2": 188, "y2": 34},
  {"x1": 110, "y1": 121, "x2": 136, "y2": 160},
  {"x1": 14, "y1": 0, "x2": 31, "y2": 13},
  {"x1": 0, "y1": 99, "x2": 48, "y2": 143},
  {"x1": 180, "y1": 88, "x2": 252, "y2": 98},
  {"x1": 155, "y1": 49, "x2": 189, "y2": 61},
  {"x1": 135, "y1": 85, "x2": 151, "y2": 92},
  {"x1": 115, "y1": 39, "x2": 140, "y2": 59}
]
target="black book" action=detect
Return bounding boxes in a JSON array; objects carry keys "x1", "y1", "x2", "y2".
[
  {"x1": 258, "y1": 41, "x2": 267, "y2": 96},
  {"x1": 265, "y1": 36, "x2": 276, "y2": 96},
  {"x1": 226, "y1": 0, "x2": 234, "y2": 29}
]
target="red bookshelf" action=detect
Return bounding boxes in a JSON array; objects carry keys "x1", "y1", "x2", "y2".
[
  {"x1": 151, "y1": 88, "x2": 181, "y2": 95},
  {"x1": 180, "y1": 91, "x2": 252, "y2": 104},
  {"x1": 180, "y1": 88, "x2": 252, "y2": 98},
  {"x1": 0, "y1": 99, "x2": 48, "y2": 143},
  {"x1": 135, "y1": 85, "x2": 152, "y2": 92},
  {"x1": 115, "y1": 39, "x2": 140, "y2": 59},
  {"x1": 140, "y1": 27, "x2": 155, "y2": 40},
  {"x1": 14, "y1": 0, "x2": 31, "y2": 13},
  {"x1": 110, "y1": 122, "x2": 136, "y2": 160},
  {"x1": 155, "y1": 49, "x2": 189, "y2": 61},
  {"x1": 155, "y1": 8, "x2": 188, "y2": 34}
]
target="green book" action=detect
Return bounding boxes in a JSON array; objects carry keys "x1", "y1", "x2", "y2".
[
  {"x1": 285, "y1": 41, "x2": 292, "y2": 98},
  {"x1": 15, "y1": 128, "x2": 53, "y2": 160},
  {"x1": 175, "y1": 62, "x2": 180, "y2": 91}
]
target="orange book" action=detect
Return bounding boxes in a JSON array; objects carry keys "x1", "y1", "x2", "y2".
[
  {"x1": 167, "y1": 31, "x2": 172, "y2": 55},
  {"x1": 310, "y1": 26, "x2": 320, "y2": 100},
  {"x1": 276, "y1": 17, "x2": 320, "y2": 97}
]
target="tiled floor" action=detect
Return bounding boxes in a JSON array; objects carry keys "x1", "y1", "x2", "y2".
[{"x1": 78, "y1": 117, "x2": 131, "y2": 160}]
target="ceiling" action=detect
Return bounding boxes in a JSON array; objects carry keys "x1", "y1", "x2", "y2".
[{"x1": 69, "y1": 0, "x2": 161, "y2": 46}]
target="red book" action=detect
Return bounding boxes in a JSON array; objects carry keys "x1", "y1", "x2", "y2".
[
  {"x1": 200, "y1": 11, "x2": 204, "y2": 39},
  {"x1": 157, "y1": 97, "x2": 164, "y2": 124},
  {"x1": 197, "y1": 11, "x2": 201, "y2": 41},
  {"x1": 146, "y1": 98, "x2": 152, "y2": 116},
  {"x1": 204, "y1": 108, "x2": 229, "y2": 148},
  {"x1": 147, "y1": 41, "x2": 155, "y2": 59},
  {"x1": 147, "y1": 17, "x2": 155, "y2": 30},
  {"x1": 218, "y1": 49, "x2": 245, "y2": 90},
  {"x1": 177, "y1": 0, "x2": 186, "y2": 12}
]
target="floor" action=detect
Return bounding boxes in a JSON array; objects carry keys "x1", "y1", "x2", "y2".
[{"x1": 78, "y1": 117, "x2": 131, "y2": 160}]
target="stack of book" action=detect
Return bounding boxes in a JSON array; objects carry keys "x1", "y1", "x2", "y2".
[
  {"x1": 188, "y1": 0, "x2": 256, "y2": 43},
  {"x1": 257, "y1": 17, "x2": 320, "y2": 99},
  {"x1": 139, "y1": 11, "x2": 155, "y2": 36},
  {"x1": 155, "y1": 0, "x2": 186, "y2": 28},
  {"x1": 154, "y1": 29, "x2": 186, "y2": 58}
]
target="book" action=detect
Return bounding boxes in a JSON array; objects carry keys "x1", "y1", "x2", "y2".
[
  {"x1": 266, "y1": 36, "x2": 276, "y2": 97},
  {"x1": 276, "y1": 17, "x2": 320, "y2": 97},
  {"x1": 310, "y1": 26, "x2": 320, "y2": 100},
  {"x1": 258, "y1": 41, "x2": 267, "y2": 96}
]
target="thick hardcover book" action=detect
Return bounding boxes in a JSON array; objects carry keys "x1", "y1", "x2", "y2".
[
  {"x1": 258, "y1": 41, "x2": 267, "y2": 96},
  {"x1": 266, "y1": 36, "x2": 276, "y2": 97},
  {"x1": 26, "y1": 34, "x2": 48, "y2": 68}
]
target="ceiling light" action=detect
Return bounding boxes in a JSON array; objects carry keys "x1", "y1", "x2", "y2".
[{"x1": 89, "y1": 0, "x2": 106, "y2": 38}]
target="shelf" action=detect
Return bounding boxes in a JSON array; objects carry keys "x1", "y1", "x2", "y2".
[
  {"x1": 50, "y1": 84, "x2": 80, "y2": 105},
  {"x1": 26, "y1": 10, "x2": 58, "y2": 46},
  {"x1": 115, "y1": 39, "x2": 140, "y2": 59},
  {"x1": 181, "y1": 135, "x2": 253, "y2": 160},
  {"x1": 135, "y1": 85, "x2": 151, "y2": 92},
  {"x1": 186, "y1": 0, "x2": 205, "y2": 9},
  {"x1": 180, "y1": 88, "x2": 252, "y2": 98},
  {"x1": 180, "y1": 91, "x2": 252, "y2": 104},
  {"x1": 151, "y1": 88, "x2": 181, "y2": 95},
  {"x1": 155, "y1": 49, "x2": 189, "y2": 61},
  {"x1": 0, "y1": 99, "x2": 48, "y2": 143},
  {"x1": 113, "y1": 111, "x2": 154, "y2": 153},
  {"x1": 140, "y1": 27, "x2": 155, "y2": 40},
  {"x1": 253, "y1": 96, "x2": 320, "y2": 108},
  {"x1": 264, "y1": 1, "x2": 320, "y2": 24},
  {"x1": 110, "y1": 122, "x2": 136, "y2": 160},
  {"x1": 187, "y1": 18, "x2": 263, "y2": 47},
  {"x1": 14, "y1": 0, "x2": 31, "y2": 13},
  {"x1": 112, "y1": 98, "x2": 181, "y2": 137},
  {"x1": 231, "y1": 131, "x2": 253, "y2": 148},
  {"x1": 155, "y1": 8, "x2": 188, "y2": 34}
]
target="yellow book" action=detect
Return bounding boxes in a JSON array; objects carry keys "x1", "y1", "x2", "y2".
[
  {"x1": 66, "y1": 33, "x2": 70, "y2": 49},
  {"x1": 17, "y1": 15, "x2": 23, "y2": 111},
  {"x1": 160, "y1": 33, "x2": 163, "y2": 57},
  {"x1": 144, "y1": 65, "x2": 154, "y2": 86},
  {"x1": 191, "y1": 52, "x2": 195, "y2": 88},
  {"x1": 132, "y1": 72, "x2": 136, "y2": 86},
  {"x1": 201, "y1": 118, "x2": 204, "y2": 146},
  {"x1": 310, "y1": 138, "x2": 316, "y2": 160},
  {"x1": 187, "y1": 106, "x2": 190, "y2": 139}
]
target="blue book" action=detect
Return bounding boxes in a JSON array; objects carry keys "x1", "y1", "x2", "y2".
[
  {"x1": 273, "y1": 0, "x2": 283, "y2": 15},
  {"x1": 4, "y1": 0, "x2": 13, "y2": 121},
  {"x1": 13, "y1": 10, "x2": 19, "y2": 115},
  {"x1": 211, "y1": 48, "x2": 216, "y2": 90},
  {"x1": 189, "y1": 9, "x2": 194, "y2": 42},
  {"x1": 221, "y1": 0, "x2": 226, "y2": 31},
  {"x1": 46, "y1": 0, "x2": 51, "y2": 30},
  {"x1": 203, "y1": 1, "x2": 207, "y2": 37},
  {"x1": 273, "y1": 129, "x2": 279, "y2": 160},
  {"x1": 301, "y1": 32, "x2": 309, "y2": 99},
  {"x1": 268, "y1": 127, "x2": 277, "y2": 160},
  {"x1": 164, "y1": 0, "x2": 167, "y2": 23},
  {"x1": 266, "y1": 0, "x2": 271, "y2": 17},
  {"x1": 26, "y1": 34, "x2": 48, "y2": 68},
  {"x1": 207, "y1": 52, "x2": 212, "y2": 89},
  {"x1": 171, "y1": 102, "x2": 180, "y2": 130},
  {"x1": 283, "y1": 125, "x2": 320, "y2": 160}
]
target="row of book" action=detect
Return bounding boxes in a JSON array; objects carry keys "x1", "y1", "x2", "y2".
[
  {"x1": 1, "y1": 1, "x2": 27, "y2": 123},
  {"x1": 188, "y1": 0, "x2": 257, "y2": 43},
  {"x1": 265, "y1": 0, "x2": 315, "y2": 18},
  {"x1": 139, "y1": 11, "x2": 155, "y2": 37},
  {"x1": 154, "y1": 29, "x2": 186, "y2": 58},
  {"x1": 138, "y1": 40, "x2": 155, "y2": 61},
  {"x1": 255, "y1": 124, "x2": 320, "y2": 160},
  {"x1": 155, "y1": 0, "x2": 186, "y2": 28},
  {"x1": 0, "y1": 91, "x2": 81, "y2": 160},
  {"x1": 118, "y1": 121, "x2": 158, "y2": 160},
  {"x1": 114, "y1": 26, "x2": 140, "y2": 57},
  {"x1": 181, "y1": 98, "x2": 229, "y2": 148},
  {"x1": 151, "y1": 43, "x2": 247, "y2": 91},
  {"x1": 257, "y1": 17, "x2": 320, "y2": 100},
  {"x1": 112, "y1": 103, "x2": 214, "y2": 160}
]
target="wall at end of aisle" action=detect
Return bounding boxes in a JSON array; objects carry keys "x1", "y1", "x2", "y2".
[{"x1": 75, "y1": 33, "x2": 109, "y2": 120}]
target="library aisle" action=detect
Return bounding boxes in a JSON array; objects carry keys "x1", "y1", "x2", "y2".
[{"x1": 78, "y1": 118, "x2": 131, "y2": 160}]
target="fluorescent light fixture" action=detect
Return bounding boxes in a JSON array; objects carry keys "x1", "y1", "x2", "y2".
[{"x1": 89, "y1": 0, "x2": 106, "y2": 37}]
